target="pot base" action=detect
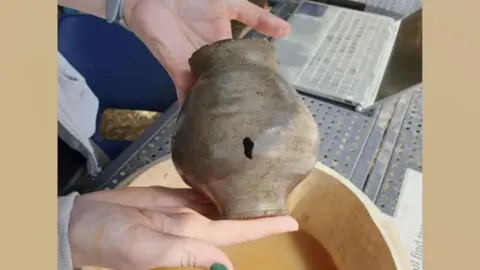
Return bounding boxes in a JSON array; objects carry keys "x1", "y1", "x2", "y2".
[
  {"x1": 217, "y1": 208, "x2": 289, "y2": 220},
  {"x1": 196, "y1": 180, "x2": 291, "y2": 220}
]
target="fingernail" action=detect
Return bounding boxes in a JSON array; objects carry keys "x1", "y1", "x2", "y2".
[{"x1": 210, "y1": 263, "x2": 228, "y2": 270}]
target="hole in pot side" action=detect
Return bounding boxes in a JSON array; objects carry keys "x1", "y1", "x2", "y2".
[{"x1": 243, "y1": 137, "x2": 254, "y2": 159}]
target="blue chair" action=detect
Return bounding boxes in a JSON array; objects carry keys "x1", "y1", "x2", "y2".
[{"x1": 58, "y1": 14, "x2": 177, "y2": 159}]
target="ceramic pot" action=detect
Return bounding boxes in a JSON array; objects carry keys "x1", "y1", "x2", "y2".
[
  {"x1": 171, "y1": 38, "x2": 320, "y2": 220},
  {"x1": 88, "y1": 157, "x2": 412, "y2": 270}
]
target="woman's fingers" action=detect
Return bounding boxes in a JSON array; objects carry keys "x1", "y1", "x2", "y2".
[
  {"x1": 146, "y1": 210, "x2": 299, "y2": 246},
  {"x1": 202, "y1": 215, "x2": 299, "y2": 245},
  {"x1": 160, "y1": 204, "x2": 219, "y2": 217},
  {"x1": 131, "y1": 228, "x2": 233, "y2": 270},
  {"x1": 170, "y1": 68, "x2": 197, "y2": 104},
  {"x1": 227, "y1": 0, "x2": 290, "y2": 37},
  {"x1": 82, "y1": 186, "x2": 210, "y2": 209}
]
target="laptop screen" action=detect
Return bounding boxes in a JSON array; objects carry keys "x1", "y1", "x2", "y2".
[
  {"x1": 373, "y1": 9, "x2": 422, "y2": 104},
  {"x1": 273, "y1": 1, "x2": 398, "y2": 107}
]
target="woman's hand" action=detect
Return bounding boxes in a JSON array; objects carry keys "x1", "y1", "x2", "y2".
[
  {"x1": 69, "y1": 186, "x2": 298, "y2": 270},
  {"x1": 123, "y1": 0, "x2": 290, "y2": 103}
]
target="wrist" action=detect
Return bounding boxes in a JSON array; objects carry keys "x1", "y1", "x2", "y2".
[
  {"x1": 122, "y1": 0, "x2": 140, "y2": 27},
  {"x1": 104, "y1": 0, "x2": 139, "y2": 28},
  {"x1": 58, "y1": 0, "x2": 107, "y2": 18},
  {"x1": 68, "y1": 196, "x2": 91, "y2": 268},
  {"x1": 58, "y1": 193, "x2": 82, "y2": 269}
]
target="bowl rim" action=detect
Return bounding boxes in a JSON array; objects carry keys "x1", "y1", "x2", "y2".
[{"x1": 121, "y1": 157, "x2": 412, "y2": 270}]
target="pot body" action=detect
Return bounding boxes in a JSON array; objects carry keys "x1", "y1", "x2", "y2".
[{"x1": 171, "y1": 38, "x2": 320, "y2": 219}]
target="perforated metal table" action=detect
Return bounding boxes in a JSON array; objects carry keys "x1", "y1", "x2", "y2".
[
  {"x1": 89, "y1": 0, "x2": 423, "y2": 216},
  {"x1": 90, "y1": 86, "x2": 422, "y2": 215}
]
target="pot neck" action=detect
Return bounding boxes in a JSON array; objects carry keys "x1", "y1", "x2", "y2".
[{"x1": 189, "y1": 38, "x2": 277, "y2": 77}]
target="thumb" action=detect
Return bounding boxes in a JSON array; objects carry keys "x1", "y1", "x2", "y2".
[{"x1": 132, "y1": 228, "x2": 233, "y2": 270}]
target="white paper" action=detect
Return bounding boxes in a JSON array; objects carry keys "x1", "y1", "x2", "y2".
[{"x1": 385, "y1": 169, "x2": 423, "y2": 270}]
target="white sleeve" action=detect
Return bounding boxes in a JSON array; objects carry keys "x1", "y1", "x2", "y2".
[
  {"x1": 57, "y1": 52, "x2": 99, "y2": 139},
  {"x1": 57, "y1": 52, "x2": 101, "y2": 175},
  {"x1": 58, "y1": 192, "x2": 79, "y2": 270}
]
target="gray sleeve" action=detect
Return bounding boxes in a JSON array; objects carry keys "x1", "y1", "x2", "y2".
[{"x1": 58, "y1": 192, "x2": 79, "y2": 270}]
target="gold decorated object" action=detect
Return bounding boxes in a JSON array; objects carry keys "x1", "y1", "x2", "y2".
[{"x1": 99, "y1": 109, "x2": 160, "y2": 141}]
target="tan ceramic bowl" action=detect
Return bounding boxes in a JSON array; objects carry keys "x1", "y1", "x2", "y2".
[{"x1": 85, "y1": 157, "x2": 411, "y2": 270}]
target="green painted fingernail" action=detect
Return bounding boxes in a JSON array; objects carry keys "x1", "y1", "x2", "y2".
[{"x1": 210, "y1": 263, "x2": 227, "y2": 270}]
